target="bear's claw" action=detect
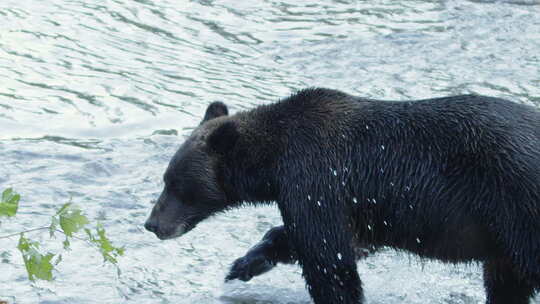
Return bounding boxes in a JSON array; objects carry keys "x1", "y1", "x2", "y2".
[{"x1": 225, "y1": 253, "x2": 276, "y2": 282}]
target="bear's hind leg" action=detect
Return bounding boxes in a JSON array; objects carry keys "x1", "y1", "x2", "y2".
[{"x1": 483, "y1": 259, "x2": 536, "y2": 304}]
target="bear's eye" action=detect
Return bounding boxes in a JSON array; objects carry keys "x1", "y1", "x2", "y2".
[
  {"x1": 165, "y1": 177, "x2": 187, "y2": 196},
  {"x1": 166, "y1": 178, "x2": 181, "y2": 191}
]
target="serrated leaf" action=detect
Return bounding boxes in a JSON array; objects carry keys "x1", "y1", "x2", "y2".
[
  {"x1": 31, "y1": 253, "x2": 55, "y2": 281},
  {"x1": 58, "y1": 204, "x2": 89, "y2": 237},
  {"x1": 0, "y1": 188, "x2": 20, "y2": 217},
  {"x1": 17, "y1": 234, "x2": 36, "y2": 252},
  {"x1": 17, "y1": 234, "x2": 55, "y2": 281},
  {"x1": 8, "y1": 193, "x2": 20, "y2": 205},
  {"x1": 84, "y1": 228, "x2": 93, "y2": 240},
  {"x1": 55, "y1": 202, "x2": 72, "y2": 216},
  {"x1": 1, "y1": 188, "x2": 13, "y2": 202},
  {"x1": 88, "y1": 223, "x2": 124, "y2": 265}
]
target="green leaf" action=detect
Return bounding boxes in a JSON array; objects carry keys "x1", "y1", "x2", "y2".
[
  {"x1": 17, "y1": 234, "x2": 34, "y2": 252},
  {"x1": 0, "y1": 188, "x2": 20, "y2": 217},
  {"x1": 84, "y1": 228, "x2": 93, "y2": 240},
  {"x1": 57, "y1": 203, "x2": 89, "y2": 237},
  {"x1": 88, "y1": 223, "x2": 124, "y2": 264},
  {"x1": 63, "y1": 238, "x2": 71, "y2": 250},
  {"x1": 17, "y1": 234, "x2": 55, "y2": 281},
  {"x1": 54, "y1": 202, "x2": 72, "y2": 216},
  {"x1": 1, "y1": 188, "x2": 13, "y2": 203}
]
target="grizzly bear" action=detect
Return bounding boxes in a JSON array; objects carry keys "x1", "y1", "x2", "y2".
[{"x1": 146, "y1": 88, "x2": 540, "y2": 304}]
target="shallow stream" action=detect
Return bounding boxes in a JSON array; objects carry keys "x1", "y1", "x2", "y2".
[{"x1": 1, "y1": 0, "x2": 539, "y2": 303}]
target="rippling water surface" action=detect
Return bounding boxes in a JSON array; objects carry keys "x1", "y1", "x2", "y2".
[{"x1": 1, "y1": 0, "x2": 539, "y2": 303}]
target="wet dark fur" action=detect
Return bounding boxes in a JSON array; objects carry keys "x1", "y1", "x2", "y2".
[{"x1": 146, "y1": 88, "x2": 540, "y2": 304}]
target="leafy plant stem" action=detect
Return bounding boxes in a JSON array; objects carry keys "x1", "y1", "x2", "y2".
[{"x1": 1, "y1": 227, "x2": 95, "y2": 245}]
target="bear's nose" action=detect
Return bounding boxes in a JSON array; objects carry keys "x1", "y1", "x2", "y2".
[{"x1": 144, "y1": 219, "x2": 158, "y2": 233}]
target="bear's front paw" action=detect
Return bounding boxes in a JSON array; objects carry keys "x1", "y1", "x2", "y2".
[{"x1": 225, "y1": 253, "x2": 276, "y2": 282}]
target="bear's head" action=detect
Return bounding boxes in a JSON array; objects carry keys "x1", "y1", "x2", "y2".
[{"x1": 144, "y1": 102, "x2": 242, "y2": 240}]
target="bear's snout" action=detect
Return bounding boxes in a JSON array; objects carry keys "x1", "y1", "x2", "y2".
[
  {"x1": 144, "y1": 216, "x2": 187, "y2": 240},
  {"x1": 144, "y1": 219, "x2": 171, "y2": 240},
  {"x1": 144, "y1": 218, "x2": 158, "y2": 234},
  {"x1": 144, "y1": 220, "x2": 157, "y2": 232}
]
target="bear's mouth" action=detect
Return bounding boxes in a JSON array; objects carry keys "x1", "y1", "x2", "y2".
[
  {"x1": 155, "y1": 216, "x2": 202, "y2": 240},
  {"x1": 154, "y1": 224, "x2": 185, "y2": 240}
]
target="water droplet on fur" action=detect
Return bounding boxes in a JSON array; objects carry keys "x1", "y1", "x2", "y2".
[
  {"x1": 416, "y1": 238, "x2": 421, "y2": 244},
  {"x1": 323, "y1": 238, "x2": 327, "y2": 244},
  {"x1": 337, "y1": 253, "x2": 342, "y2": 260},
  {"x1": 381, "y1": 145, "x2": 385, "y2": 150},
  {"x1": 342, "y1": 181, "x2": 346, "y2": 186},
  {"x1": 307, "y1": 195, "x2": 311, "y2": 201},
  {"x1": 406, "y1": 185, "x2": 411, "y2": 191},
  {"x1": 323, "y1": 268, "x2": 328, "y2": 274},
  {"x1": 317, "y1": 200, "x2": 322, "y2": 207},
  {"x1": 366, "y1": 125, "x2": 370, "y2": 130},
  {"x1": 390, "y1": 182, "x2": 394, "y2": 187},
  {"x1": 409, "y1": 204, "x2": 413, "y2": 209},
  {"x1": 353, "y1": 197, "x2": 358, "y2": 204},
  {"x1": 367, "y1": 224, "x2": 372, "y2": 230},
  {"x1": 380, "y1": 168, "x2": 384, "y2": 173},
  {"x1": 372, "y1": 198, "x2": 377, "y2": 204},
  {"x1": 333, "y1": 170, "x2": 337, "y2": 176}
]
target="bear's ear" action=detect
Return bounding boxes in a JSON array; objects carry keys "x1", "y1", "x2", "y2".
[
  {"x1": 207, "y1": 121, "x2": 238, "y2": 154},
  {"x1": 201, "y1": 101, "x2": 228, "y2": 124}
]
